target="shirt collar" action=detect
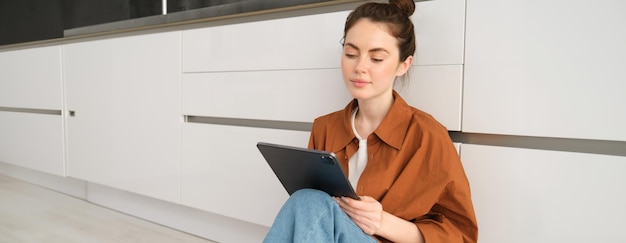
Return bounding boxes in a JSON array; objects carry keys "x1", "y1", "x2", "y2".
[
  {"x1": 331, "y1": 90, "x2": 412, "y2": 152},
  {"x1": 330, "y1": 100, "x2": 358, "y2": 153},
  {"x1": 373, "y1": 90, "x2": 411, "y2": 150}
]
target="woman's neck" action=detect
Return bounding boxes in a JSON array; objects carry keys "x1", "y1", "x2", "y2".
[{"x1": 355, "y1": 92, "x2": 394, "y2": 138}]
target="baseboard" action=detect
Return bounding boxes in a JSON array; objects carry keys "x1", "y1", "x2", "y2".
[{"x1": 0, "y1": 161, "x2": 86, "y2": 198}]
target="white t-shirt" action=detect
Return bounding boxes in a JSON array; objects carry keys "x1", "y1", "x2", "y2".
[{"x1": 348, "y1": 107, "x2": 368, "y2": 189}]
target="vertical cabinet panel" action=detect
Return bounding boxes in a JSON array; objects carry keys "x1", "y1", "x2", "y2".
[
  {"x1": 461, "y1": 144, "x2": 626, "y2": 242},
  {"x1": 64, "y1": 32, "x2": 182, "y2": 203},
  {"x1": 64, "y1": 39, "x2": 113, "y2": 185},
  {"x1": 181, "y1": 124, "x2": 310, "y2": 226},
  {"x1": 0, "y1": 112, "x2": 64, "y2": 176},
  {"x1": 181, "y1": 69, "x2": 351, "y2": 122},
  {"x1": 0, "y1": 46, "x2": 63, "y2": 110},
  {"x1": 463, "y1": 0, "x2": 626, "y2": 141}
]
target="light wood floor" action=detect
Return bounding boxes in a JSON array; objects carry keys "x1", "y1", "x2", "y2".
[{"x1": 0, "y1": 174, "x2": 216, "y2": 243}]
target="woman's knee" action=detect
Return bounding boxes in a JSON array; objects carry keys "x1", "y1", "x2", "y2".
[{"x1": 288, "y1": 189, "x2": 334, "y2": 206}]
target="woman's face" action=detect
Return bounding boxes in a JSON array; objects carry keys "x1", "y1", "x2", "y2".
[{"x1": 341, "y1": 19, "x2": 412, "y2": 102}]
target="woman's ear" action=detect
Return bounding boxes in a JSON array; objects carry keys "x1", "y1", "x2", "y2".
[{"x1": 396, "y1": 55, "x2": 413, "y2": 76}]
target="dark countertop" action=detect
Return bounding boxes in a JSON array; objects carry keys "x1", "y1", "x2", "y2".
[{"x1": 64, "y1": 0, "x2": 363, "y2": 38}]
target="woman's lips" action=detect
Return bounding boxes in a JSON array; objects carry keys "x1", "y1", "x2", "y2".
[{"x1": 351, "y1": 79, "x2": 370, "y2": 88}]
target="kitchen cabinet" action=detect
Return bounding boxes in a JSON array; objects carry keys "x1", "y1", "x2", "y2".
[
  {"x1": 63, "y1": 31, "x2": 182, "y2": 203},
  {"x1": 0, "y1": 46, "x2": 65, "y2": 176},
  {"x1": 182, "y1": 65, "x2": 463, "y2": 131},
  {"x1": 182, "y1": 0, "x2": 466, "y2": 68},
  {"x1": 181, "y1": 0, "x2": 466, "y2": 130},
  {"x1": 463, "y1": 0, "x2": 626, "y2": 141},
  {"x1": 181, "y1": 123, "x2": 310, "y2": 226},
  {"x1": 182, "y1": 69, "x2": 350, "y2": 123},
  {"x1": 461, "y1": 144, "x2": 626, "y2": 242}
]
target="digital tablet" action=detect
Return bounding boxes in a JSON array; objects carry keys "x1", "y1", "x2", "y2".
[{"x1": 257, "y1": 142, "x2": 359, "y2": 200}]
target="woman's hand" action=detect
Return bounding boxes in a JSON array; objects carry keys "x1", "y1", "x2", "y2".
[
  {"x1": 336, "y1": 196, "x2": 425, "y2": 242},
  {"x1": 335, "y1": 196, "x2": 383, "y2": 235}
]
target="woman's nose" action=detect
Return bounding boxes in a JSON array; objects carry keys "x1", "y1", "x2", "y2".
[{"x1": 355, "y1": 57, "x2": 368, "y2": 73}]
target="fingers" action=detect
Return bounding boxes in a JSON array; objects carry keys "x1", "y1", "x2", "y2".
[{"x1": 334, "y1": 196, "x2": 383, "y2": 235}]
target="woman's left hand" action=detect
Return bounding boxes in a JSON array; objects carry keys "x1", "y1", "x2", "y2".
[{"x1": 335, "y1": 196, "x2": 383, "y2": 235}]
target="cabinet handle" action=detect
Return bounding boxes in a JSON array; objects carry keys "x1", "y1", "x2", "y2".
[{"x1": 0, "y1": 106, "x2": 61, "y2": 115}]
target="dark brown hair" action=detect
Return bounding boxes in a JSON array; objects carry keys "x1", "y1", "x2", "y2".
[{"x1": 342, "y1": 0, "x2": 416, "y2": 62}]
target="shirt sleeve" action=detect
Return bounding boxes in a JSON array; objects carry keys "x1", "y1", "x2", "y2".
[{"x1": 413, "y1": 136, "x2": 478, "y2": 243}]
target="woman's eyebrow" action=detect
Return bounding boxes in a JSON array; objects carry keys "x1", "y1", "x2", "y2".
[
  {"x1": 344, "y1": 43, "x2": 389, "y2": 54},
  {"x1": 344, "y1": 43, "x2": 359, "y2": 50}
]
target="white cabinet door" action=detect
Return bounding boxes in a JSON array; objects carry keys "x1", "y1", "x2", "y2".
[
  {"x1": 461, "y1": 144, "x2": 626, "y2": 242},
  {"x1": 64, "y1": 32, "x2": 181, "y2": 203},
  {"x1": 463, "y1": 0, "x2": 626, "y2": 141},
  {"x1": 181, "y1": 123, "x2": 310, "y2": 226}
]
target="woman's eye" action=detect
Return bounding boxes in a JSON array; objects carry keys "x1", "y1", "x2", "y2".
[
  {"x1": 371, "y1": 58, "x2": 384, "y2": 63},
  {"x1": 345, "y1": 53, "x2": 357, "y2": 59}
]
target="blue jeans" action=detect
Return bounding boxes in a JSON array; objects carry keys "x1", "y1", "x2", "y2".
[{"x1": 263, "y1": 189, "x2": 377, "y2": 243}]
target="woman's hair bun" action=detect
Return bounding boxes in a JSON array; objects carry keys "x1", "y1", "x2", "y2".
[{"x1": 390, "y1": 0, "x2": 416, "y2": 17}]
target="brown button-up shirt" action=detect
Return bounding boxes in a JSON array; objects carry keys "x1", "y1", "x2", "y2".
[{"x1": 308, "y1": 91, "x2": 478, "y2": 242}]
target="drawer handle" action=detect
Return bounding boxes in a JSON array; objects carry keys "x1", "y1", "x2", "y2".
[{"x1": 0, "y1": 106, "x2": 62, "y2": 115}]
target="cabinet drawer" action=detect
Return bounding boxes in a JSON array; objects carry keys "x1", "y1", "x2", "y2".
[
  {"x1": 0, "y1": 112, "x2": 64, "y2": 176},
  {"x1": 181, "y1": 0, "x2": 466, "y2": 73},
  {"x1": 181, "y1": 123, "x2": 310, "y2": 226},
  {"x1": 183, "y1": 65, "x2": 462, "y2": 130},
  {"x1": 182, "y1": 69, "x2": 351, "y2": 122},
  {"x1": 182, "y1": 11, "x2": 348, "y2": 72},
  {"x1": 0, "y1": 46, "x2": 62, "y2": 109}
]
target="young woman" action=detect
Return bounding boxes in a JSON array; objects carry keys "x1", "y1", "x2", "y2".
[{"x1": 264, "y1": 0, "x2": 478, "y2": 242}]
